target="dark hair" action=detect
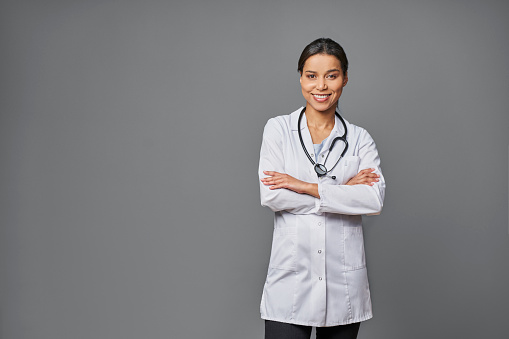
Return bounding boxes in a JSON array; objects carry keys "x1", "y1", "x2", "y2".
[{"x1": 297, "y1": 38, "x2": 348, "y2": 75}]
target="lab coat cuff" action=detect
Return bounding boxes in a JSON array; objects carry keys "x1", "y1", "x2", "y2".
[{"x1": 315, "y1": 182, "x2": 325, "y2": 214}]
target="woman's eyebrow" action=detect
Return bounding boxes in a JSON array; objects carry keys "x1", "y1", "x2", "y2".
[{"x1": 305, "y1": 69, "x2": 341, "y2": 73}]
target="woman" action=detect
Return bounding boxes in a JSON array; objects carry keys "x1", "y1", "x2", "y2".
[{"x1": 258, "y1": 38, "x2": 385, "y2": 339}]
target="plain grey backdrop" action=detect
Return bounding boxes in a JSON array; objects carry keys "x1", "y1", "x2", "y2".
[{"x1": 1, "y1": 0, "x2": 508, "y2": 338}]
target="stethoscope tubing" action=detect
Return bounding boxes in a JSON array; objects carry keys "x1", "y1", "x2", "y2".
[{"x1": 297, "y1": 107, "x2": 349, "y2": 178}]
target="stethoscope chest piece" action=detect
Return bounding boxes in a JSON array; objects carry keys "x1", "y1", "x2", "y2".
[{"x1": 314, "y1": 163, "x2": 327, "y2": 177}]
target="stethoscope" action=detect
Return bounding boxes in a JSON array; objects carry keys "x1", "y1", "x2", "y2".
[{"x1": 298, "y1": 107, "x2": 349, "y2": 180}]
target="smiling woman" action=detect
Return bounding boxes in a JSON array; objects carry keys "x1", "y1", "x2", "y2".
[{"x1": 258, "y1": 38, "x2": 386, "y2": 339}]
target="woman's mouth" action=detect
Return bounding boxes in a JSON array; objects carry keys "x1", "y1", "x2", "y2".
[{"x1": 312, "y1": 94, "x2": 331, "y2": 102}]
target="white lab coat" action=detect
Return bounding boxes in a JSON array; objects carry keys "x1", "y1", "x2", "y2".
[{"x1": 259, "y1": 107, "x2": 385, "y2": 326}]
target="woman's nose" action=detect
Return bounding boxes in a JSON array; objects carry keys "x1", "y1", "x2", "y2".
[{"x1": 317, "y1": 80, "x2": 327, "y2": 90}]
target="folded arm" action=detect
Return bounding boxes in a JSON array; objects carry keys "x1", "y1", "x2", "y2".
[
  {"x1": 316, "y1": 129, "x2": 385, "y2": 215},
  {"x1": 258, "y1": 118, "x2": 319, "y2": 214}
]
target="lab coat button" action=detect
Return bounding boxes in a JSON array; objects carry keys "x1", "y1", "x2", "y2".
[
  {"x1": 318, "y1": 250, "x2": 322, "y2": 254},
  {"x1": 318, "y1": 222, "x2": 322, "y2": 226},
  {"x1": 319, "y1": 277, "x2": 323, "y2": 281}
]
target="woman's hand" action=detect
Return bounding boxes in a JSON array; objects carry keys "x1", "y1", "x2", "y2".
[
  {"x1": 261, "y1": 171, "x2": 319, "y2": 197},
  {"x1": 345, "y1": 168, "x2": 380, "y2": 186}
]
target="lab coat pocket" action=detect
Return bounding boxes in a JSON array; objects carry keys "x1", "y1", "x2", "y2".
[
  {"x1": 343, "y1": 226, "x2": 366, "y2": 271},
  {"x1": 341, "y1": 156, "x2": 361, "y2": 185},
  {"x1": 269, "y1": 227, "x2": 297, "y2": 271}
]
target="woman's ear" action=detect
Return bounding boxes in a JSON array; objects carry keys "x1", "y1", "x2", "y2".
[
  {"x1": 299, "y1": 72, "x2": 302, "y2": 84},
  {"x1": 343, "y1": 72, "x2": 348, "y2": 86}
]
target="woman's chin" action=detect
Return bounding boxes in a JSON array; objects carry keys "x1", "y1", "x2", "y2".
[{"x1": 306, "y1": 101, "x2": 337, "y2": 114}]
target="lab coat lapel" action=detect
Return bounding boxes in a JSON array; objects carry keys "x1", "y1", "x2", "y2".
[
  {"x1": 323, "y1": 114, "x2": 347, "y2": 158},
  {"x1": 290, "y1": 108, "x2": 318, "y2": 181},
  {"x1": 321, "y1": 115, "x2": 349, "y2": 180},
  {"x1": 299, "y1": 115, "x2": 315, "y2": 159}
]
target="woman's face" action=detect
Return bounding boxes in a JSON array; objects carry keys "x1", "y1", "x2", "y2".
[{"x1": 300, "y1": 53, "x2": 348, "y2": 114}]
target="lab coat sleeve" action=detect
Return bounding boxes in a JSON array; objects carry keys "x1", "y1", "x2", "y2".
[
  {"x1": 317, "y1": 129, "x2": 386, "y2": 215},
  {"x1": 259, "y1": 118, "x2": 319, "y2": 214}
]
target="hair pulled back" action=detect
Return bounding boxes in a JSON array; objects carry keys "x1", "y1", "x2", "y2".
[{"x1": 298, "y1": 38, "x2": 348, "y2": 75}]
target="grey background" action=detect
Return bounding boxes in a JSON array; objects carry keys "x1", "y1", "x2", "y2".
[{"x1": 1, "y1": 0, "x2": 508, "y2": 338}]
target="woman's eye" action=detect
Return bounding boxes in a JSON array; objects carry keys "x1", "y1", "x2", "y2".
[
  {"x1": 307, "y1": 74, "x2": 316, "y2": 79},
  {"x1": 327, "y1": 74, "x2": 338, "y2": 79}
]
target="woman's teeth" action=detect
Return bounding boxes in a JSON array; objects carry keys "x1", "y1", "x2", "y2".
[{"x1": 314, "y1": 94, "x2": 329, "y2": 98}]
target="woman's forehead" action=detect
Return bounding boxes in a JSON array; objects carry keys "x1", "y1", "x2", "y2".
[{"x1": 303, "y1": 54, "x2": 342, "y2": 72}]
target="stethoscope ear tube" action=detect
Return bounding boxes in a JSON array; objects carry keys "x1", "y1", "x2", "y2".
[{"x1": 298, "y1": 107, "x2": 348, "y2": 179}]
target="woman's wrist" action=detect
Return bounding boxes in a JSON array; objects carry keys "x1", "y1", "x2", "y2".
[{"x1": 303, "y1": 182, "x2": 320, "y2": 198}]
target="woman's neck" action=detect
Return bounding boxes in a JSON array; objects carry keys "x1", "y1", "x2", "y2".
[
  {"x1": 305, "y1": 104, "x2": 336, "y2": 131},
  {"x1": 305, "y1": 104, "x2": 337, "y2": 144}
]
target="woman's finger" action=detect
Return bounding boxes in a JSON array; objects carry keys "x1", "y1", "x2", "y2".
[
  {"x1": 358, "y1": 171, "x2": 379, "y2": 178},
  {"x1": 263, "y1": 170, "x2": 281, "y2": 176},
  {"x1": 356, "y1": 177, "x2": 377, "y2": 182}
]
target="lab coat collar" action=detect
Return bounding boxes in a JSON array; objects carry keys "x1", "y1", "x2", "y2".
[{"x1": 290, "y1": 107, "x2": 306, "y2": 131}]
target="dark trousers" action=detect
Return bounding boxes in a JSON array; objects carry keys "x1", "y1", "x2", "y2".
[{"x1": 265, "y1": 320, "x2": 361, "y2": 339}]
